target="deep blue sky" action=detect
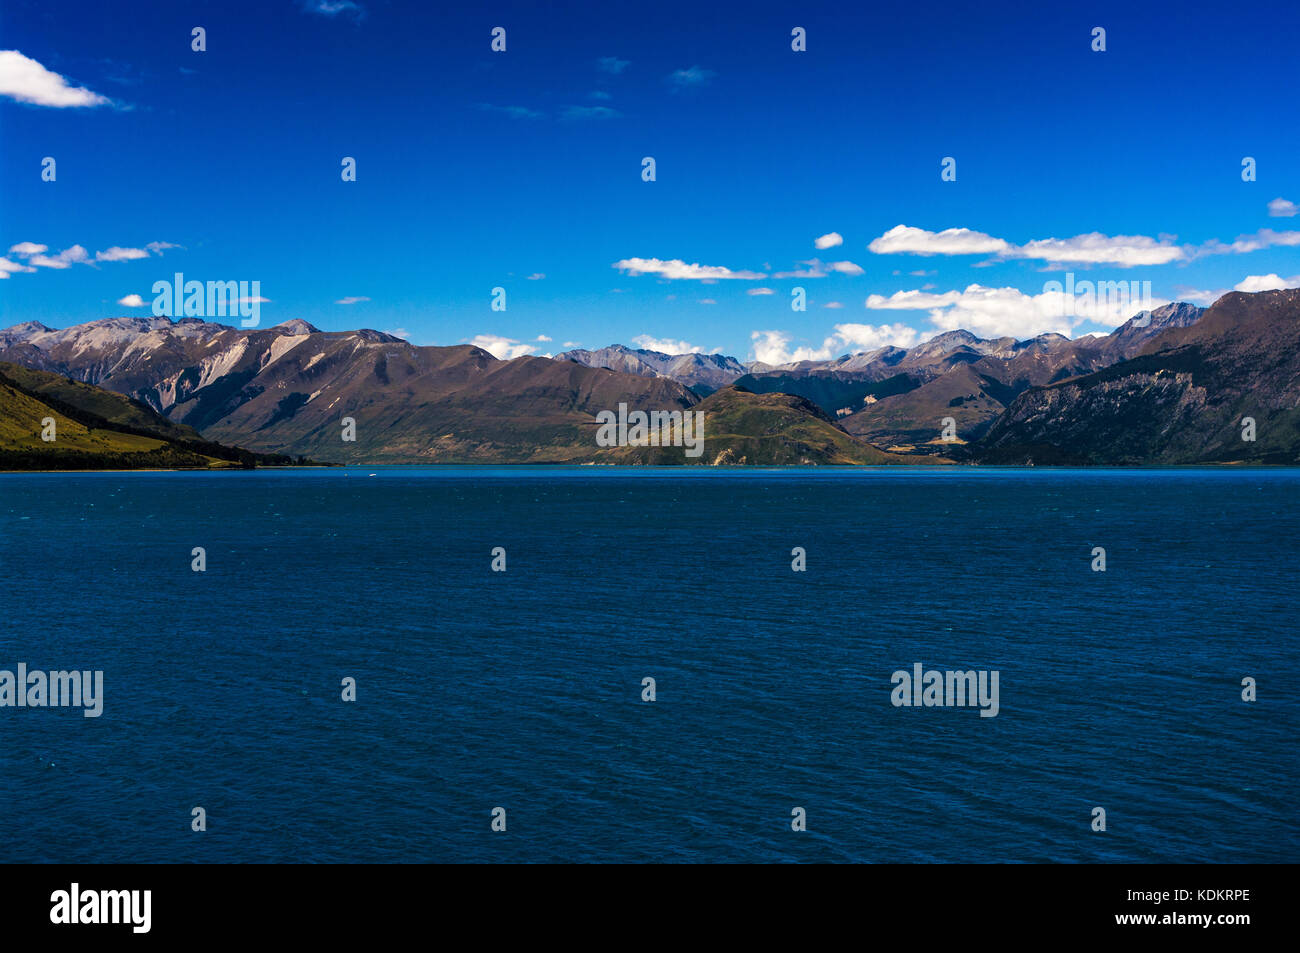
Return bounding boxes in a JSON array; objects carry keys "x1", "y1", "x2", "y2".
[{"x1": 2, "y1": 0, "x2": 1298, "y2": 361}]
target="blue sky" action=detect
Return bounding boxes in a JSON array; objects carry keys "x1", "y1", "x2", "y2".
[{"x1": 2, "y1": 0, "x2": 1298, "y2": 362}]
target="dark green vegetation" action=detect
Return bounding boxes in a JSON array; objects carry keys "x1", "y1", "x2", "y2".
[
  {"x1": 616, "y1": 386, "x2": 926, "y2": 465},
  {"x1": 0, "y1": 362, "x2": 307, "y2": 470}
]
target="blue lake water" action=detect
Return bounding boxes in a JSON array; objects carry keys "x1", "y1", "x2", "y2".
[{"x1": 1, "y1": 467, "x2": 1296, "y2": 863}]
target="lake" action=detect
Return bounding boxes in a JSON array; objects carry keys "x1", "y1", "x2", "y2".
[{"x1": 1, "y1": 467, "x2": 1296, "y2": 862}]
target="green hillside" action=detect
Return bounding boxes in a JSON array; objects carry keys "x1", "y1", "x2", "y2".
[{"x1": 0, "y1": 363, "x2": 304, "y2": 470}]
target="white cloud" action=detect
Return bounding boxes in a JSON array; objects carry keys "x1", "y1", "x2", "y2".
[
  {"x1": 698, "y1": 298, "x2": 717, "y2": 304},
  {"x1": 772, "y1": 260, "x2": 829, "y2": 279},
  {"x1": 1267, "y1": 197, "x2": 1298, "y2": 218},
  {"x1": 301, "y1": 1, "x2": 364, "y2": 19},
  {"x1": 527, "y1": 273, "x2": 545, "y2": 280},
  {"x1": 470, "y1": 334, "x2": 536, "y2": 360},
  {"x1": 561, "y1": 105, "x2": 619, "y2": 120},
  {"x1": 383, "y1": 327, "x2": 411, "y2": 339},
  {"x1": 868, "y1": 223, "x2": 1182, "y2": 267},
  {"x1": 95, "y1": 246, "x2": 149, "y2": 262},
  {"x1": 632, "y1": 334, "x2": 702, "y2": 354},
  {"x1": 750, "y1": 330, "x2": 835, "y2": 364},
  {"x1": 869, "y1": 225, "x2": 1011, "y2": 256},
  {"x1": 1233, "y1": 273, "x2": 1300, "y2": 292},
  {"x1": 563, "y1": 341, "x2": 581, "y2": 348},
  {"x1": 1173, "y1": 286, "x2": 1229, "y2": 306},
  {"x1": 667, "y1": 65, "x2": 715, "y2": 90},
  {"x1": 865, "y1": 282, "x2": 1170, "y2": 338},
  {"x1": 7, "y1": 239, "x2": 178, "y2": 278},
  {"x1": 828, "y1": 260, "x2": 864, "y2": 275},
  {"x1": 336, "y1": 296, "x2": 370, "y2": 304},
  {"x1": 0, "y1": 257, "x2": 36, "y2": 277},
  {"x1": 814, "y1": 232, "x2": 843, "y2": 250},
  {"x1": 1013, "y1": 233, "x2": 1183, "y2": 267},
  {"x1": 0, "y1": 50, "x2": 110, "y2": 108},
  {"x1": 1196, "y1": 228, "x2": 1300, "y2": 257},
  {"x1": 536, "y1": 334, "x2": 552, "y2": 341},
  {"x1": 613, "y1": 257, "x2": 765, "y2": 280},
  {"x1": 117, "y1": 294, "x2": 146, "y2": 307},
  {"x1": 747, "y1": 287, "x2": 775, "y2": 295},
  {"x1": 833, "y1": 323, "x2": 923, "y2": 351},
  {"x1": 29, "y1": 245, "x2": 89, "y2": 269},
  {"x1": 823, "y1": 301, "x2": 844, "y2": 309},
  {"x1": 477, "y1": 103, "x2": 544, "y2": 120},
  {"x1": 749, "y1": 323, "x2": 922, "y2": 364}
]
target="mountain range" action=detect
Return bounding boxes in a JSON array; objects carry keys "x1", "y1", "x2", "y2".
[{"x1": 1, "y1": 290, "x2": 1296, "y2": 466}]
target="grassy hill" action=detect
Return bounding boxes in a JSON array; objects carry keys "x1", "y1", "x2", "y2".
[
  {"x1": 614, "y1": 386, "x2": 941, "y2": 465},
  {"x1": 0, "y1": 362, "x2": 304, "y2": 470}
]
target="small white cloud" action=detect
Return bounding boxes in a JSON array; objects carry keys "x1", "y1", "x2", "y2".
[
  {"x1": 95, "y1": 246, "x2": 149, "y2": 262},
  {"x1": 747, "y1": 287, "x2": 775, "y2": 296},
  {"x1": 814, "y1": 232, "x2": 843, "y2": 250},
  {"x1": 1172, "y1": 286, "x2": 1229, "y2": 306},
  {"x1": 1233, "y1": 273, "x2": 1300, "y2": 292},
  {"x1": 383, "y1": 327, "x2": 411, "y2": 339},
  {"x1": 29, "y1": 245, "x2": 89, "y2": 269},
  {"x1": 301, "y1": 0, "x2": 364, "y2": 19},
  {"x1": 563, "y1": 341, "x2": 580, "y2": 348},
  {"x1": 632, "y1": 334, "x2": 702, "y2": 354},
  {"x1": 8, "y1": 242, "x2": 47, "y2": 257},
  {"x1": 117, "y1": 294, "x2": 146, "y2": 307},
  {"x1": 667, "y1": 65, "x2": 715, "y2": 90},
  {"x1": 613, "y1": 257, "x2": 765, "y2": 280},
  {"x1": 146, "y1": 241, "x2": 181, "y2": 254},
  {"x1": 751, "y1": 322, "x2": 927, "y2": 365},
  {"x1": 526, "y1": 273, "x2": 545, "y2": 280},
  {"x1": 772, "y1": 259, "x2": 829, "y2": 279},
  {"x1": 1195, "y1": 228, "x2": 1300, "y2": 257},
  {"x1": 336, "y1": 296, "x2": 370, "y2": 304},
  {"x1": 0, "y1": 257, "x2": 36, "y2": 277},
  {"x1": 0, "y1": 50, "x2": 110, "y2": 108},
  {"x1": 823, "y1": 301, "x2": 844, "y2": 309},
  {"x1": 561, "y1": 105, "x2": 619, "y2": 120},
  {"x1": 699, "y1": 298, "x2": 717, "y2": 304},
  {"x1": 536, "y1": 334, "x2": 552, "y2": 341},
  {"x1": 471, "y1": 334, "x2": 536, "y2": 360},
  {"x1": 834, "y1": 322, "x2": 923, "y2": 351},
  {"x1": 1267, "y1": 197, "x2": 1298, "y2": 218},
  {"x1": 829, "y1": 260, "x2": 864, "y2": 276},
  {"x1": 869, "y1": 225, "x2": 1012, "y2": 257},
  {"x1": 750, "y1": 330, "x2": 835, "y2": 364},
  {"x1": 477, "y1": 103, "x2": 544, "y2": 120}
]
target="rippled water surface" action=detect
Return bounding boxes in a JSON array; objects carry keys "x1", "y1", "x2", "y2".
[{"x1": 1, "y1": 467, "x2": 1296, "y2": 862}]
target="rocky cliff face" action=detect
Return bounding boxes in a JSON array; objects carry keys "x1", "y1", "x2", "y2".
[{"x1": 976, "y1": 291, "x2": 1300, "y2": 464}]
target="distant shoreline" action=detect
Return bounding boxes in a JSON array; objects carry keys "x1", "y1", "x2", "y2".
[{"x1": 4, "y1": 461, "x2": 1294, "y2": 474}]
